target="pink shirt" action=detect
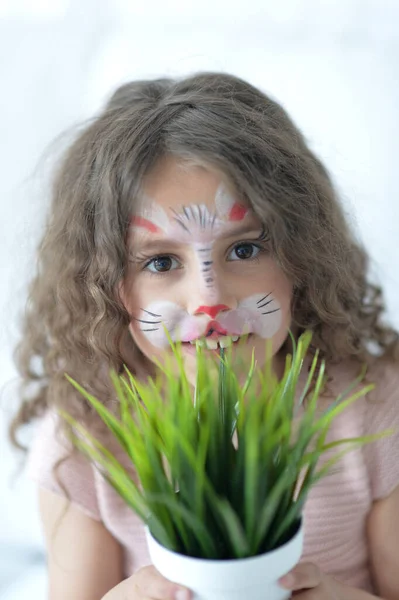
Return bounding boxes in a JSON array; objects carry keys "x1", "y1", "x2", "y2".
[{"x1": 26, "y1": 358, "x2": 399, "y2": 595}]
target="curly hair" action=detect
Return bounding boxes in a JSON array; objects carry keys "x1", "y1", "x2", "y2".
[{"x1": 8, "y1": 71, "x2": 399, "y2": 492}]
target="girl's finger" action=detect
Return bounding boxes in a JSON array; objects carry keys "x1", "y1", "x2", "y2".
[
  {"x1": 279, "y1": 562, "x2": 322, "y2": 590},
  {"x1": 133, "y1": 565, "x2": 191, "y2": 600}
]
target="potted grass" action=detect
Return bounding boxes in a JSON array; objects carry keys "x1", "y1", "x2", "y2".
[{"x1": 58, "y1": 331, "x2": 393, "y2": 600}]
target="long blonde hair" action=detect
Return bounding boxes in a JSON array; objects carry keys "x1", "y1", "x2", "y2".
[{"x1": 9, "y1": 72, "x2": 399, "y2": 479}]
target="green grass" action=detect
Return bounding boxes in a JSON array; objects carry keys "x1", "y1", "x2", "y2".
[{"x1": 58, "y1": 330, "x2": 395, "y2": 559}]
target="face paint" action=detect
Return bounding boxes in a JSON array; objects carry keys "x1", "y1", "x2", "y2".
[
  {"x1": 218, "y1": 293, "x2": 282, "y2": 339},
  {"x1": 129, "y1": 183, "x2": 282, "y2": 347},
  {"x1": 123, "y1": 159, "x2": 292, "y2": 383},
  {"x1": 194, "y1": 305, "x2": 230, "y2": 319},
  {"x1": 130, "y1": 183, "x2": 248, "y2": 301},
  {"x1": 134, "y1": 292, "x2": 281, "y2": 348},
  {"x1": 214, "y1": 183, "x2": 248, "y2": 222}
]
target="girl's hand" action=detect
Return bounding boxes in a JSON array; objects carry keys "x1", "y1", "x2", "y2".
[
  {"x1": 278, "y1": 561, "x2": 348, "y2": 598},
  {"x1": 102, "y1": 565, "x2": 192, "y2": 600}
]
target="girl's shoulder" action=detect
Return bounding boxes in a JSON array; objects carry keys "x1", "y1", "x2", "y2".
[
  {"x1": 25, "y1": 405, "x2": 128, "y2": 522},
  {"x1": 322, "y1": 355, "x2": 399, "y2": 439},
  {"x1": 324, "y1": 353, "x2": 399, "y2": 403},
  {"x1": 329, "y1": 355, "x2": 399, "y2": 502},
  {"x1": 25, "y1": 408, "x2": 103, "y2": 520}
]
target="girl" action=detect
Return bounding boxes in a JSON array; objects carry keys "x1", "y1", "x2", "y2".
[{"x1": 8, "y1": 72, "x2": 399, "y2": 600}]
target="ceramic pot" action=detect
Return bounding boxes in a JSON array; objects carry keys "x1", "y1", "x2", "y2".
[{"x1": 146, "y1": 519, "x2": 303, "y2": 600}]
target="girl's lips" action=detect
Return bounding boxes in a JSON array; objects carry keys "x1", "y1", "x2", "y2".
[{"x1": 204, "y1": 320, "x2": 228, "y2": 337}]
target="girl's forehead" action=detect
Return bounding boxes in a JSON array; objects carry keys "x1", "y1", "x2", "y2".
[
  {"x1": 140, "y1": 156, "x2": 249, "y2": 215},
  {"x1": 128, "y1": 156, "x2": 262, "y2": 244}
]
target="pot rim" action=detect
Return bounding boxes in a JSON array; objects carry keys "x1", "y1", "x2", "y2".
[{"x1": 146, "y1": 516, "x2": 303, "y2": 566}]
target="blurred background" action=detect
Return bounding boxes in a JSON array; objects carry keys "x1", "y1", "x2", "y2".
[{"x1": 0, "y1": 0, "x2": 398, "y2": 597}]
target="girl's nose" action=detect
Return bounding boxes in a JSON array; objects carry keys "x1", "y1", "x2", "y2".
[
  {"x1": 185, "y1": 263, "x2": 237, "y2": 316},
  {"x1": 187, "y1": 284, "x2": 237, "y2": 317}
]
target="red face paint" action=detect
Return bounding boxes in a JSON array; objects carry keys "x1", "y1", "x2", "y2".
[
  {"x1": 228, "y1": 202, "x2": 248, "y2": 222},
  {"x1": 130, "y1": 216, "x2": 161, "y2": 234},
  {"x1": 194, "y1": 305, "x2": 230, "y2": 319}
]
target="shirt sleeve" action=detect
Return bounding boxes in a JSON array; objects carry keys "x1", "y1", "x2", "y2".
[
  {"x1": 25, "y1": 409, "x2": 102, "y2": 521},
  {"x1": 363, "y1": 360, "x2": 399, "y2": 501}
]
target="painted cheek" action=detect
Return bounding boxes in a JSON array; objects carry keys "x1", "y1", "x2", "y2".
[
  {"x1": 255, "y1": 308, "x2": 282, "y2": 338},
  {"x1": 218, "y1": 294, "x2": 283, "y2": 339},
  {"x1": 245, "y1": 294, "x2": 283, "y2": 339},
  {"x1": 134, "y1": 301, "x2": 192, "y2": 348}
]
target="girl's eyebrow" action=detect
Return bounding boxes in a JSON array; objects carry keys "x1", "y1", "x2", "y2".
[
  {"x1": 218, "y1": 224, "x2": 264, "y2": 239},
  {"x1": 130, "y1": 224, "x2": 265, "y2": 254},
  {"x1": 131, "y1": 238, "x2": 183, "y2": 253}
]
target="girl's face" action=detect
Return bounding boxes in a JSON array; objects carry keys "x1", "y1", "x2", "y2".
[{"x1": 121, "y1": 156, "x2": 293, "y2": 383}]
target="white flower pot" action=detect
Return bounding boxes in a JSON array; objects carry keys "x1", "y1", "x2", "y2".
[{"x1": 146, "y1": 520, "x2": 303, "y2": 600}]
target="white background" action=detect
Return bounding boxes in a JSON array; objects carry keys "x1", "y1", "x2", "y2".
[{"x1": 0, "y1": 1, "x2": 398, "y2": 597}]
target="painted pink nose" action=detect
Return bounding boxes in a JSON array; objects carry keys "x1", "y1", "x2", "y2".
[{"x1": 194, "y1": 304, "x2": 230, "y2": 319}]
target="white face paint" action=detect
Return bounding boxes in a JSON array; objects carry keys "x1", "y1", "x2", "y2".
[{"x1": 135, "y1": 293, "x2": 282, "y2": 349}]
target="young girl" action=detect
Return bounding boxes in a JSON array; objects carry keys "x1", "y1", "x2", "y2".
[{"x1": 9, "y1": 72, "x2": 399, "y2": 600}]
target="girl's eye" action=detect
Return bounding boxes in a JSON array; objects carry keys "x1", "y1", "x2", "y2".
[
  {"x1": 144, "y1": 255, "x2": 180, "y2": 273},
  {"x1": 228, "y1": 242, "x2": 261, "y2": 261}
]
